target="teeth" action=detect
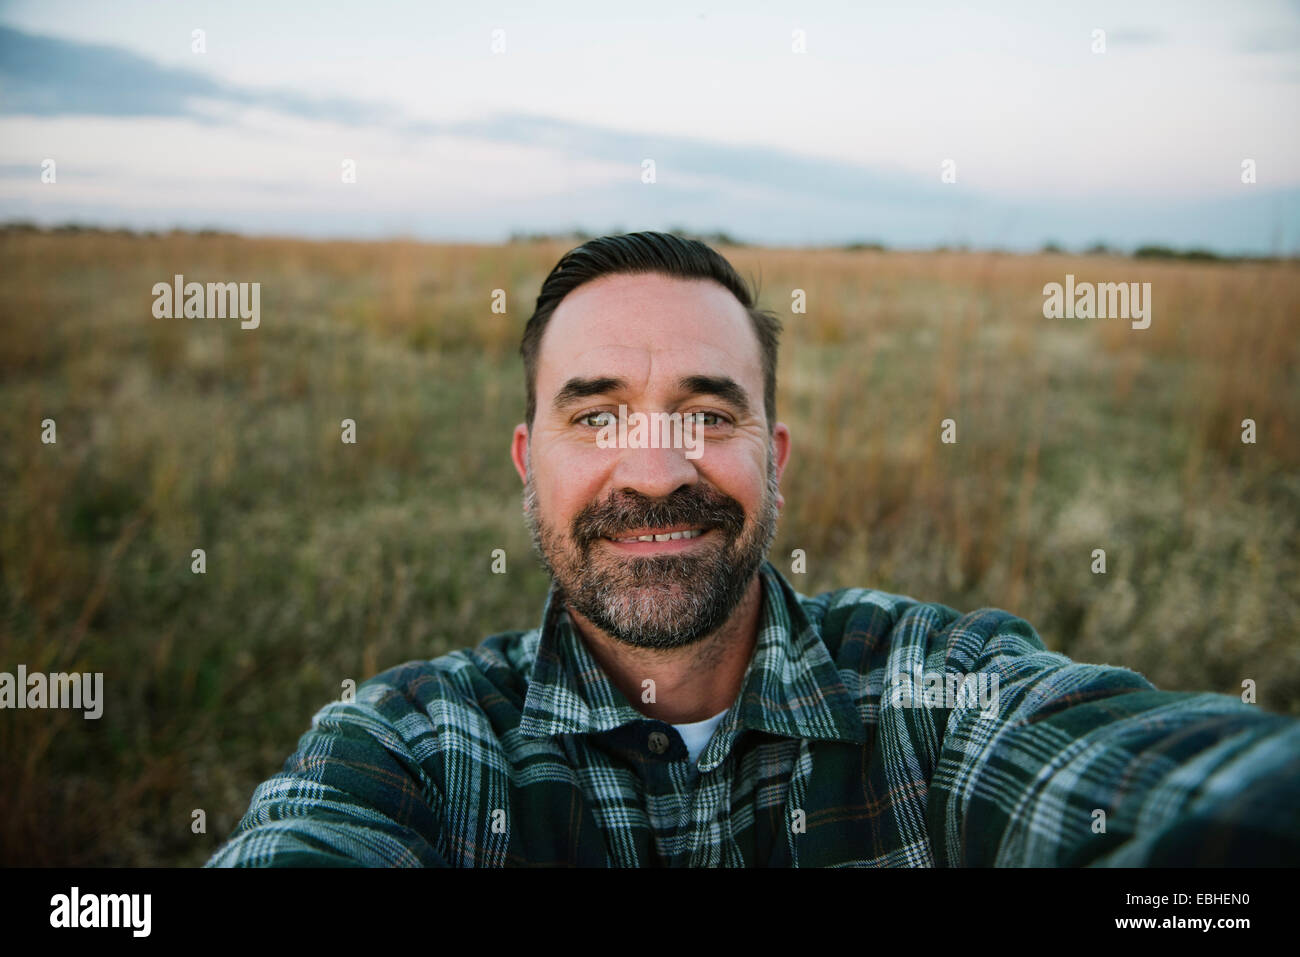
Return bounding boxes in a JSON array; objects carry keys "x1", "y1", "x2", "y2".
[{"x1": 610, "y1": 529, "x2": 705, "y2": 543}]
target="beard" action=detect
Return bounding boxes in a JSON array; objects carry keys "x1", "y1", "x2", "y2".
[{"x1": 523, "y1": 449, "x2": 781, "y2": 650}]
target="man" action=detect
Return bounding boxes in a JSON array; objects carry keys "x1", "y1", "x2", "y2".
[{"x1": 207, "y1": 232, "x2": 1299, "y2": 867}]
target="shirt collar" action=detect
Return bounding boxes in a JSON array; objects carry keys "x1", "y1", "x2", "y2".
[{"x1": 518, "y1": 560, "x2": 866, "y2": 763}]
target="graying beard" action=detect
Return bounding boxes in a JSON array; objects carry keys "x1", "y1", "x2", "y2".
[{"x1": 522, "y1": 451, "x2": 780, "y2": 649}]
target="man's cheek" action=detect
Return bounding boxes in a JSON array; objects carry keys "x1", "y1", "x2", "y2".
[
  {"x1": 533, "y1": 478, "x2": 577, "y2": 528},
  {"x1": 540, "y1": 473, "x2": 602, "y2": 524}
]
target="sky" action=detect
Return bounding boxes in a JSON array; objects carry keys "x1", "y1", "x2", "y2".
[{"x1": 1, "y1": 0, "x2": 1297, "y2": 252}]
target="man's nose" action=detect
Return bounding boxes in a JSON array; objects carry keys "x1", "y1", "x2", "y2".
[{"x1": 607, "y1": 443, "x2": 700, "y2": 501}]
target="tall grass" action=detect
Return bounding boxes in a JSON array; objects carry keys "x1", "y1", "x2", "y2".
[{"x1": 1, "y1": 232, "x2": 1296, "y2": 865}]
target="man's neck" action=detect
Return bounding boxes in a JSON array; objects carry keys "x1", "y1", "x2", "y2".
[{"x1": 564, "y1": 573, "x2": 764, "y2": 725}]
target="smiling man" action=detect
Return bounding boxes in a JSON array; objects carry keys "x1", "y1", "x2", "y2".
[
  {"x1": 207, "y1": 232, "x2": 1300, "y2": 868},
  {"x1": 514, "y1": 261, "x2": 788, "y2": 732}
]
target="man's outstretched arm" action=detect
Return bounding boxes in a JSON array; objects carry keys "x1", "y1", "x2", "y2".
[
  {"x1": 205, "y1": 690, "x2": 448, "y2": 867},
  {"x1": 925, "y1": 611, "x2": 1300, "y2": 866}
]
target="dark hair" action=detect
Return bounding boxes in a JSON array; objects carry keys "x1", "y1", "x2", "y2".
[{"x1": 520, "y1": 231, "x2": 782, "y2": 431}]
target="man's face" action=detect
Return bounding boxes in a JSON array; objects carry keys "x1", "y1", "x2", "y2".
[{"x1": 512, "y1": 272, "x2": 791, "y2": 650}]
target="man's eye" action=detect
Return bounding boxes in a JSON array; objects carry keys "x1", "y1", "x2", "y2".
[
  {"x1": 686, "y1": 412, "x2": 727, "y2": 427},
  {"x1": 579, "y1": 411, "x2": 616, "y2": 428}
]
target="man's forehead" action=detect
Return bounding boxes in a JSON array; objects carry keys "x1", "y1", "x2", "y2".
[{"x1": 537, "y1": 273, "x2": 762, "y2": 390}]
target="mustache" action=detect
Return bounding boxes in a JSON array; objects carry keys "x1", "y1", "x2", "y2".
[{"x1": 570, "y1": 485, "x2": 747, "y2": 548}]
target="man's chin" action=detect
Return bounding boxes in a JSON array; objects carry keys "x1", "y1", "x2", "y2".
[
  {"x1": 585, "y1": 558, "x2": 729, "y2": 604},
  {"x1": 599, "y1": 578, "x2": 698, "y2": 608},
  {"x1": 586, "y1": 600, "x2": 721, "y2": 649},
  {"x1": 567, "y1": 555, "x2": 753, "y2": 649}
]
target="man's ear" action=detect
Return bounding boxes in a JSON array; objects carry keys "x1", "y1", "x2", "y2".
[
  {"x1": 772, "y1": 421, "x2": 791, "y2": 510},
  {"x1": 511, "y1": 423, "x2": 529, "y2": 485}
]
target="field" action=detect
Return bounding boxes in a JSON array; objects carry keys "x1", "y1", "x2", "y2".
[{"x1": 1, "y1": 230, "x2": 1297, "y2": 866}]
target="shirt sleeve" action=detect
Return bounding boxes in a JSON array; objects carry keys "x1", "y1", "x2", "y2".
[
  {"x1": 925, "y1": 610, "x2": 1300, "y2": 866},
  {"x1": 205, "y1": 695, "x2": 449, "y2": 867}
]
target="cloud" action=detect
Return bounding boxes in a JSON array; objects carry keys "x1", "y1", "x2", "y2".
[
  {"x1": 0, "y1": 24, "x2": 943, "y2": 211},
  {"x1": 436, "y1": 113, "x2": 943, "y2": 208},
  {"x1": 1, "y1": 25, "x2": 1294, "y2": 254},
  {"x1": 0, "y1": 25, "x2": 394, "y2": 124}
]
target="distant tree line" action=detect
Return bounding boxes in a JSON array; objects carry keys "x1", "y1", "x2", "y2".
[{"x1": 1, "y1": 221, "x2": 1286, "y2": 261}]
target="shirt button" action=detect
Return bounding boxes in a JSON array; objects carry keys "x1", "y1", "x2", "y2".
[{"x1": 647, "y1": 731, "x2": 669, "y2": 754}]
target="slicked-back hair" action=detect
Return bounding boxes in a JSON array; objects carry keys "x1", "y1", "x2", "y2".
[{"x1": 520, "y1": 231, "x2": 782, "y2": 432}]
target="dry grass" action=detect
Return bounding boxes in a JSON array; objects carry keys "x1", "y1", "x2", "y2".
[{"x1": 1, "y1": 231, "x2": 1297, "y2": 865}]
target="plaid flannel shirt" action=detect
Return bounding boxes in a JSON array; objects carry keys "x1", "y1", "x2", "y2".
[{"x1": 206, "y1": 560, "x2": 1300, "y2": 866}]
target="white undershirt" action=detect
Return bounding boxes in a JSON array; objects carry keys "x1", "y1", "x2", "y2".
[{"x1": 672, "y1": 708, "x2": 730, "y2": 764}]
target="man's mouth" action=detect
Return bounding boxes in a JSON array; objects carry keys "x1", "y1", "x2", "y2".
[{"x1": 601, "y1": 525, "x2": 712, "y2": 549}]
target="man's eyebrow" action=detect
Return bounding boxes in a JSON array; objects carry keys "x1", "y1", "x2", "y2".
[
  {"x1": 550, "y1": 374, "x2": 754, "y2": 416},
  {"x1": 678, "y1": 375, "x2": 752, "y2": 416},
  {"x1": 552, "y1": 376, "x2": 629, "y2": 410}
]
